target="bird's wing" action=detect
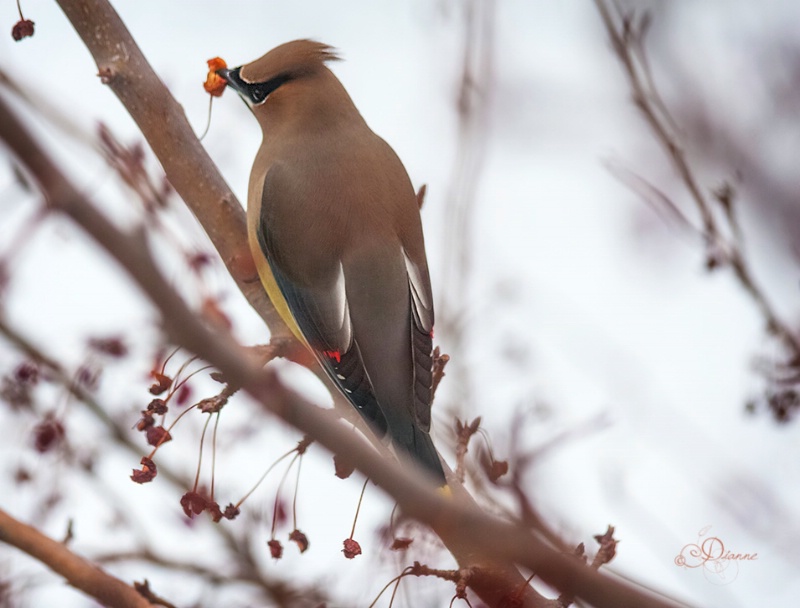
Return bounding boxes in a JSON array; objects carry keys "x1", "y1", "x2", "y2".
[
  {"x1": 403, "y1": 250, "x2": 435, "y2": 432},
  {"x1": 255, "y1": 166, "x2": 387, "y2": 435}
]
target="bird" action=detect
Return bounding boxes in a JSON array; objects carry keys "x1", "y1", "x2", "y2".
[{"x1": 217, "y1": 40, "x2": 446, "y2": 485}]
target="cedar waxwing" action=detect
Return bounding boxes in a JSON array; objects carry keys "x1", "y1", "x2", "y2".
[{"x1": 218, "y1": 40, "x2": 446, "y2": 485}]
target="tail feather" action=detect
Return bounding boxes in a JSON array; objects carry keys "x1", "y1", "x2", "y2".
[{"x1": 394, "y1": 424, "x2": 446, "y2": 486}]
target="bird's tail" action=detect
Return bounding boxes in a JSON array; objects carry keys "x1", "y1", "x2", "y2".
[{"x1": 398, "y1": 425, "x2": 446, "y2": 486}]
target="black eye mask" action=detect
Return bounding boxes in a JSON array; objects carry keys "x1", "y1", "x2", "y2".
[{"x1": 217, "y1": 67, "x2": 293, "y2": 105}]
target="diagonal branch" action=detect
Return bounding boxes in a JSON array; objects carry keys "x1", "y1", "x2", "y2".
[
  {"x1": 0, "y1": 507, "x2": 153, "y2": 608},
  {"x1": 0, "y1": 317, "x2": 326, "y2": 608},
  {"x1": 52, "y1": 0, "x2": 284, "y2": 336},
  {"x1": 0, "y1": 84, "x2": 683, "y2": 608},
  {"x1": 594, "y1": 0, "x2": 800, "y2": 364}
]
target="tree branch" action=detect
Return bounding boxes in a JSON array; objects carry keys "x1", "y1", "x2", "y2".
[
  {"x1": 0, "y1": 317, "x2": 326, "y2": 608},
  {"x1": 0, "y1": 507, "x2": 153, "y2": 608},
  {"x1": 594, "y1": 0, "x2": 800, "y2": 361},
  {"x1": 0, "y1": 89, "x2": 682, "y2": 608},
  {"x1": 53, "y1": 0, "x2": 284, "y2": 337}
]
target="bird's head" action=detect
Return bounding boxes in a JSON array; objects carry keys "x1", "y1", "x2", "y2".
[{"x1": 216, "y1": 39, "x2": 340, "y2": 108}]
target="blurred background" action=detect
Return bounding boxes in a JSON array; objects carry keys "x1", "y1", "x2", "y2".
[{"x1": 1, "y1": 1, "x2": 799, "y2": 606}]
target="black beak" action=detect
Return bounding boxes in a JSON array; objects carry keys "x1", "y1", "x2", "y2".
[{"x1": 216, "y1": 67, "x2": 247, "y2": 95}]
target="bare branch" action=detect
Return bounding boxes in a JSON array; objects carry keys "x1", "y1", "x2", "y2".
[
  {"x1": 51, "y1": 0, "x2": 286, "y2": 337},
  {"x1": 0, "y1": 308, "x2": 326, "y2": 607},
  {"x1": 0, "y1": 508, "x2": 154, "y2": 608},
  {"x1": 594, "y1": 0, "x2": 800, "y2": 378}
]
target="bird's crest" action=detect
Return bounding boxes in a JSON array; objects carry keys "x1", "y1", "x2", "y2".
[{"x1": 240, "y1": 39, "x2": 340, "y2": 84}]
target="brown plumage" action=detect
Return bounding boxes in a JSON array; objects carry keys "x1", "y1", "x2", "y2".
[{"x1": 218, "y1": 40, "x2": 445, "y2": 484}]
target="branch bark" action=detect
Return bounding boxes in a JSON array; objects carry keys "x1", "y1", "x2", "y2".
[
  {"x1": 0, "y1": 507, "x2": 153, "y2": 608},
  {"x1": 0, "y1": 318, "x2": 326, "y2": 608}
]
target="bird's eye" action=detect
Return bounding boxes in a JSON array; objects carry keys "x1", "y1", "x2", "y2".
[
  {"x1": 247, "y1": 74, "x2": 293, "y2": 105},
  {"x1": 249, "y1": 85, "x2": 270, "y2": 104}
]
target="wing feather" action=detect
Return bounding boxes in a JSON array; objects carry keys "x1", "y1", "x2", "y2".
[
  {"x1": 404, "y1": 249, "x2": 434, "y2": 431},
  {"x1": 256, "y1": 169, "x2": 387, "y2": 434}
]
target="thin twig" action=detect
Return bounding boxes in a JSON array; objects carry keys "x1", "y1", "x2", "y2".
[
  {"x1": 0, "y1": 318, "x2": 323, "y2": 606},
  {"x1": 594, "y1": 0, "x2": 800, "y2": 362}
]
